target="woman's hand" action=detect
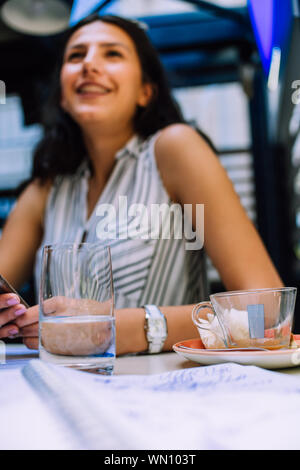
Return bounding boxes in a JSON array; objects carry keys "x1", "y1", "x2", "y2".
[
  {"x1": 0, "y1": 295, "x2": 39, "y2": 349},
  {"x1": 15, "y1": 305, "x2": 39, "y2": 349},
  {"x1": 0, "y1": 293, "x2": 28, "y2": 339}
]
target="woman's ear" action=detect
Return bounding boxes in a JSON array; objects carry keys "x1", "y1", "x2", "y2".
[{"x1": 138, "y1": 82, "x2": 155, "y2": 108}]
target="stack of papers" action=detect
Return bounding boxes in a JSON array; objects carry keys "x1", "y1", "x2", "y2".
[{"x1": 1, "y1": 360, "x2": 298, "y2": 450}]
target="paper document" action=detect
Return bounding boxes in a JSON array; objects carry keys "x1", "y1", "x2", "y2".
[
  {"x1": 21, "y1": 360, "x2": 300, "y2": 450},
  {"x1": 0, "y1": 368, "x2": 78, "y2": 450}
]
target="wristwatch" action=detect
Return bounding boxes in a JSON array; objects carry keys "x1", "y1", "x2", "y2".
[{"x1": 143, "y1": 305, "x2": 168, "y2": 354}]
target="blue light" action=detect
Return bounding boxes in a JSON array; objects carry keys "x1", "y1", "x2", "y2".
[
  {"x1": 69, "y1": 0, "x2": 101, "y2": 26},
  {"x1": 69, "y1": 0, "x2": 119, "y2": 26},
  {"x1": 248, "y1": 0, "x2": 293, "y2": 77},
  {"x1": 248, "y1": 0, "x2": 274, "y2": 75}
]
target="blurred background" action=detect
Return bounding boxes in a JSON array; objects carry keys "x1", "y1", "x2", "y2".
[{"x1": 1, "y1": 0, "x2": 300, "y2": 329}]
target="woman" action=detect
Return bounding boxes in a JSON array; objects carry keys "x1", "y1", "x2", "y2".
[{"x1": 0, "y1": 14, "x2": 282, "y2": 354}]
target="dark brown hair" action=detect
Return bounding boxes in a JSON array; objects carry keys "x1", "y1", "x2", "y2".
[{"x1": 32, "y1": 14, "x2": 214, "y2": 181}]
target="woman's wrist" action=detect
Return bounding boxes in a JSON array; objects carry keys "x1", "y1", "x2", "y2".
[
  {"x1": 115, "y1": 304, "x2": 198, "y2": 356},
  {"x1": 115, "y1": 307, "x2": 148, "y2": 356}
]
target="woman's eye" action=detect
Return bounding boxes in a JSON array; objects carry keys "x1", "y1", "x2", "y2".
[
  {"x1": 106, "y1": 50, "x2": 122, "y2": 58},
  {"x1": 67, "y1": 52, "x2": 84, "y2": 61}
]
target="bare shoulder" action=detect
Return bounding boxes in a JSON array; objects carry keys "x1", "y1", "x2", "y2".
[
  {"x1": 155, "y1": 123, "x2": 219, "y2": 170},
  {"x1": 155, "y1": 123, "x2": 208, "y2": 156},
  {"x1": 13, "y1": 179, "x2": 52, "y2": 225},
  {"x1": 20, "y1": 179, "x2": 52, "y2": 202},
  {"x1": 157, "y1": 122, "x2": 201, "y2": 140},
  {"x1": 154, "y1": 124, "x2": 219, "y2": 201}
]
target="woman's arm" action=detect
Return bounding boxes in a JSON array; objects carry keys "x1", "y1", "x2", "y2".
[
  {"x1": 0, "y1": 180, "x2": 51, "y2": 339},
  {"x1": 13, "y1": 303, "x2": 199, "y2": 355},
  {"x1": 115, "y1": 304, "x2": 198, "y2": 355},
  {"x1": 154, "y1": 123, "x2": 283, "y2": 290},
  {"x1": 0, "y1": 180, "x2": 51, "y2": 288}
]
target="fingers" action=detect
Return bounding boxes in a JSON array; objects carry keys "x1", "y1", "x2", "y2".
[
  {"x1": 0, "y1": 303, "x2": 27, "y2": 328},
  {"x1": 21, "y1": 320, "x2": 39, "y2": 351},
  {"x1": 0, "y1": 323, "x2": 20, "y2": 339},
  {"x1": 23, "y1": 337, "x2": 38, "y2": 350},
  {"x1": 0, "y1": 304, "x2": 38, "y2": 339},
  {"x1": 0, "y1": 294, "x2": 27, "y2": 339},
  {"x1": 20, "y1": 322, "x2": 38, "y2": 337},
  {"x1": 0, "y1": 293, "x2": 20, "y2": 310},
  {"x1": 0, "y1": 321, "x2": 39, "y2": 343},
  {"x1": 43, "y1": 296, "x2": 69, "y2": 315},
  {"x1": 14, "y1": 305, "x2": 38, "y2": 328}
]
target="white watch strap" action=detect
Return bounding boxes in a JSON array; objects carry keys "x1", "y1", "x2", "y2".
[{"x1": 144, "y1": 305, "x2": 168, "y2": 354}]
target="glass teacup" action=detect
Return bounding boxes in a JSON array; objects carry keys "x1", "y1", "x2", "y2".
[{"x1": 192, "y1": 287, "x2": 297, "y2": 350}]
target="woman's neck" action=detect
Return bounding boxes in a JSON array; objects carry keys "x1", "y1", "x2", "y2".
[
  {"x1": 81, "y1": 125, "x2": 136, "y2": 219},
  {"x1": 82, "y1": 124, "x2": 135, "y2": 183}
]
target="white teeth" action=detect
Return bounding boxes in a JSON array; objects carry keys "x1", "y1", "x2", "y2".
[{"x1": 78, "y1": 85, "x2": 109, "y2": 94}]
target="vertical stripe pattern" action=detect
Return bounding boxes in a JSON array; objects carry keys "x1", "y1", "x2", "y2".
[{"x1": 34, "y1": 132, "x2": 207, "y2": 308}]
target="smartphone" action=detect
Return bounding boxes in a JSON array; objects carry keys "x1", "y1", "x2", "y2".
[{"x1": 0, "y1": 275, "x2": 29, "y2": 308}]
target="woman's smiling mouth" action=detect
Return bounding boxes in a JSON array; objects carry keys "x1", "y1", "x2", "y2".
[{"x1": 76, "y1": 82, "x2": 112, "y2": 96}]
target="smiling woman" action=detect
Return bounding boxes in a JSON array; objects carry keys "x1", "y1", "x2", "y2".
[
  {"x1": 60, "y1": 21, "x2": 153, "y2": 138},
  {"x1": 0, "y1": 13, "x2": 283, "y2": 356}
]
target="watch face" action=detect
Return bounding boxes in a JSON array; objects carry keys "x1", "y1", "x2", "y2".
[
  {"x1": 153, "y1": 318, "x2": 162, "y2": 335},
  {"x1": 146, "y1": 317, "x2": 167, "y2": 352},
  {"x1": 144, "y1": 306, "x2": 167, "y2": 353}
]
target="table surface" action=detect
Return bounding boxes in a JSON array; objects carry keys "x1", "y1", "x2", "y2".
[{"x1": 3, "y1": 343, "x2": 300, "y2": 377}]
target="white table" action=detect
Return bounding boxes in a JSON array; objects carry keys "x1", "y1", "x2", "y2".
[{"x1": 3, "y1": 343, "x2": 300, "y2": 376}]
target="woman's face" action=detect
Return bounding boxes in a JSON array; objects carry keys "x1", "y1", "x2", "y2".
[{"x1": 60, "y1": 21, "x2": 152, "y2": 132}]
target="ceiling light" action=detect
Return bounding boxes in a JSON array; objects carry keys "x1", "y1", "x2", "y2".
[{"x1": 1, "y1": 0, "x2": 71, "y2": 36}]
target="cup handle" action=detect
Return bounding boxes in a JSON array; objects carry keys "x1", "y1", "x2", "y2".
[
  {"x1": 192, "y1": 301, "x2": 215, "y2": 330},
  {"x1": 192, "y1": 301, "x2": 228, "y2": 347}
]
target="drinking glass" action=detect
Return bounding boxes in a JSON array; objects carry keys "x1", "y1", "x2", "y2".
[{"x1": 39, "y1": 243, "x2": 115, "y2": 374}]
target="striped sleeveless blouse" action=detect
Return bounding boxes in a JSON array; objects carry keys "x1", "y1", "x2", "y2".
[{"x1": 34, "y1": 132, "x2": 207, "y2": 308}]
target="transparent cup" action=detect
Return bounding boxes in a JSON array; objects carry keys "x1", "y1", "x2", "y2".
[
  {"x1": 192, "y1": 287, "x2": 297, "y2": 350},
  {"x1": 39, "y1": 243, "x2": 115, "y2": 374}
]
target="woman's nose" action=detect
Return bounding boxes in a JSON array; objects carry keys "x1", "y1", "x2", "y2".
[
  {"x1": 82, "y1": 60, "x2": 99, "y2": 75},
  {"x1": 82, "y1": 49, "x2": 103, "y2": 74}
]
